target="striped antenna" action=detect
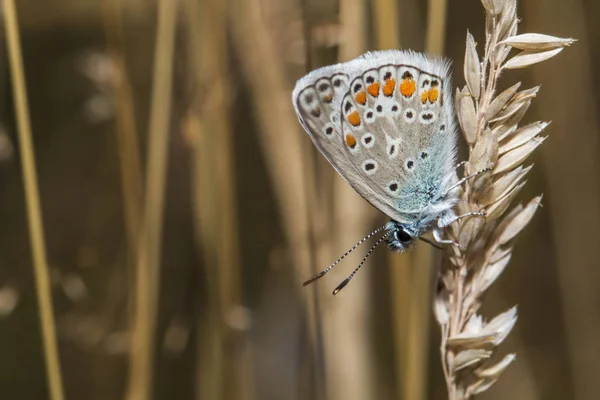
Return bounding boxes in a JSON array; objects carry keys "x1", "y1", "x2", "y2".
[
  {"x1": 302, "y1": 224, "x2": 387, "y2": 287},
  {"x1": 332, "y1": 231, "x2": 391, "y2": 295}
]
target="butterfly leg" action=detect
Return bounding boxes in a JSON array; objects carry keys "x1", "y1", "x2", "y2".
[
  {"x1": 432, "y1": 227, "x2": 465, "y2": 249},
  {"x1": 454, "y1": 160, "x2": 467, "y2": 170},
  {"x1": 442, "y1": 166, "x2": 493, "y2": 197},
  {"x1": 438, "y1": 210, "x2": 486, "y2": 228}
]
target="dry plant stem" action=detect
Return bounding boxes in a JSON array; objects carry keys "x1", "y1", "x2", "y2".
[
  {"x1": 3, "y1": 1, "x2": 65, "y2": 399},
  {"x1": 426, "y1": 0, "x2": 448, "y2": 55},
  {"x1": 184, "y1": 0, "x2": 251, "y2": 398},
  {"x1": 126, "y1": 1, "x2": 176, "y2": 399},
  {"x1": 229, "y1": 0, "x2": 322, "y2": 398},
  {"x1": 437, "y1": 1, "x2": 574, "y2": 398},
  {"x1": 327, "y1": 1, "x2": 377, "y2": 399},
  {"x1": 101, "y1": 0, "x2": 143, "y2": 251}
]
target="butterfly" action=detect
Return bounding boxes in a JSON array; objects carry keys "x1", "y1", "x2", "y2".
[{"x1": 292, "y1": 50, "x2": 482, "y2": 294}]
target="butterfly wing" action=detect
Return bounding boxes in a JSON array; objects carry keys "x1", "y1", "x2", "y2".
[{"x1": 293, "y1": 50, "x2": 457, "y2": 224}]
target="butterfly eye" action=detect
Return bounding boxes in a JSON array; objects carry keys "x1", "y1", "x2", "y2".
[{"x1": 395, "y1": 228, "x2": 412, "y2": 243}]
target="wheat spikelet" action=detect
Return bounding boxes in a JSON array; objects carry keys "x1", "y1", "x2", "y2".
[{"x1": 436, "y1": 0, "x2": 575, "y2": 398}]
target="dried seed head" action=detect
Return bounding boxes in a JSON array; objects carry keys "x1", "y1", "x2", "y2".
[
  {"x1": 457, "y1": 87, "x2": 478, "y2": 144},
  {"x1": 469, "y1": 128, "x2": 498, "y2": 193},
  {"x1": 498, "y1": 0, "x2": 518, "y2": 40},
  {"x1": 485, "y1": 181, "x2": 526, "y2": 220},
  {"x1": 465, "y1": 31, "x2": 481, "y2": 100},
  {"x1": 500, "y1": 121, "x2": 549, "y2": 154},
  {"x1": 477, "y1": 252, "x2": 512, "y2": 292},
  {"x1": 476, "y1": 353, "x2": 516, "y2": 379},
  {"x1": 481, "y1": 0, "x2": 506, "y2": 15},
  {"x1": 504, "y1": 47, "x2": 565, "y2": 69},
  {"x1": 466, "y1": 376, "x2": 500, "y2": 396},
  {"x1": 479, "y1": 164, "x2": 532, "y2": 206},
  {"x1": 494, "y1": 136, "x2": 544, "y2": 174},
  {"x1": 451, "y1": 349, "x2": 492, "y2": 373},
  {"x1": 483, "y1": 306, "x2": 518, "y2": 345},
  {"x1": 485, "y1": 82, "x2": 521, "y2": 121},
  {"x1": 493, "y1": 100, "x2": 531, "y2": 141},
  {"x1": 496, "y1": 196, "x2": 542, "y2": 245},
  {"x1": 500, "y1": 33, "x2": 576, "y2": 51},
  {"x1": 437, "y1": 0, "x2": 572, "y2": 396}
]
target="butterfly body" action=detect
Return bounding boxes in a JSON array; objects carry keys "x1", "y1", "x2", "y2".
[{"x1": 293, "y1": 50, "x2": 459, "y2": 252}]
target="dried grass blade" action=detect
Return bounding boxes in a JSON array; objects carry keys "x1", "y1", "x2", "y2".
[
  {"x1": 465, "y1": 31, "x2": 481, "y2": 99},
  {"x1": 476, "y1": 353, "x2": 516, "y2": 378},
  {"x1": 497, "y1": 196, "x2": 542, "y2": 245},
  {"x1": 504, "y1": 48, "x2": 564, "y2": 69},
  {"x1": 485, "y1": 82, "x2": 521, "y2": 121},
  {"x1": 450, "y1": 349, "x2": 492, "y2": 372},
  {"x1": 493, "y1": 136, "x2": 544, "y2": 174},
  {"x1": 480, "y1": 164, "x2": 531, "y2": 205},
  {"x1": 458, "y1": 87, "x2": 478, "y2": 144},
  {"x1": 499, "y1": 122, "x2": 548, "y2": 154},
  {"x1": 485, "y1": 181, "x2": 525, "y2": 220},
  {"x1": 500, "y1": 33, "x2": 576, "y2": 50}
]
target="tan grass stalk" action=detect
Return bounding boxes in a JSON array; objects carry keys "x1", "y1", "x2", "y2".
[
  {"x1": 322, "y1": 1, "x2": 378, "y2": 399},
  {"x1": 126, "y1": 0, "x2": 177, "y2": 399},
  {"x1": 436, "y1": 0, "x2": 575, "y2": 398},
  {"x1": 425, "y1": 0, "x2": 448, "y2": 55},
  {"x1": 183, "y1": 0, "x2": 251, "y2": 398},
  {"x1": 3, "y1": 1, "x2": 65, "y2": 399},
  {"x1": 101, "y1": 0, "x2": 143, "y2": 251},
  {"x1": 228, "y1": 0, "x2": 322, "y2": 398}
]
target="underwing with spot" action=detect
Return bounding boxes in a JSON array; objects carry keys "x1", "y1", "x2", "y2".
[{"x1": 292, "y1": 50, "x2": 464, "y2": 294}]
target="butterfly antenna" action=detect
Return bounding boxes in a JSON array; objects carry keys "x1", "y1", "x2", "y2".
[
  {"x1": 332, "y1": 231, "x2": 391, "y2": 295},
  {"x1": 303, "y1": 224, "x2": 387, "y2": 287}
]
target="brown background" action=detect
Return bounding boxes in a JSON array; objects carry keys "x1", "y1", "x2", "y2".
[{"x1": 0, "y1": 0, "x2": 598, "y2": 399}]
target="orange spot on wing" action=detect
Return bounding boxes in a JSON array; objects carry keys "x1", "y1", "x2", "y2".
[
  {"x1": 400, "y1": 79, "x2": 416, "y2": 97},
  {"x1": 345, "y1": 133, "x2": 357, "y2": 148},
  {"x1": 323, "y1": 94, "x2": 333, "y2": 103},
  {"x1": 367, "y1": 83, "x2": 380, "y2": 97},
  {"x1": 347, "y1": 111, "x2": 361, "y2": 126},
  {"x1": 383, "y1": 79, "x2": 396, "y2": 96},
  {"x1": 355, "y1": 91, "x2": 367, "y2": 105},
  {"x1": 421, "y1": 90, "x2": 429, "y2": 104},
  {"x1": 428, "y1": 88, "x2": 439, "y2": 103}
]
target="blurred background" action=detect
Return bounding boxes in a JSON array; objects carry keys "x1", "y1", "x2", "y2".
[{"x1": 1, "y1": 0, "x2": 599, "y2": 399}]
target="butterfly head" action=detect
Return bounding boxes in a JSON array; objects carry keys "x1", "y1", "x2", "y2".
[{"x1": 385, "y1": 220, "x2": 418, "y2": 252}]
